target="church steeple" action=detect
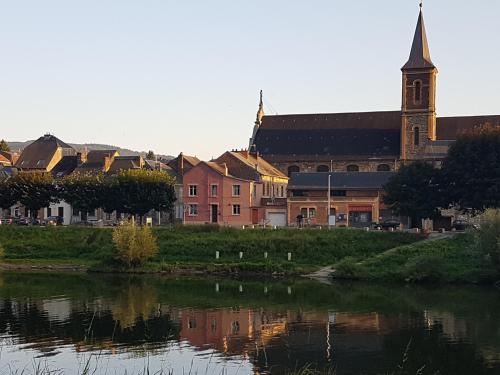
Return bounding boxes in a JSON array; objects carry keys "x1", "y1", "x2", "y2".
[
  {"x1": 249, "y1": 90, "x2": 265, "y2": 150},
  {"x1": 402, "y1": 5, "x2": 435, "y2": 71},
  {"x1": 255, "y1": 90, "x2": 264, "y2": 125},
  {"x1": 400, "y1": 4, "x2": 438, "y2": 161}
]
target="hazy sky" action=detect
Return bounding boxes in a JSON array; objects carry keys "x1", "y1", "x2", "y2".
[{"x1": 1, "y1": 0, "x2": 499, "y2": 159}]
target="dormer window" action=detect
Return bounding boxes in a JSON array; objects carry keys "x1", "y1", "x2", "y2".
[{"x1": 413, "y1": 80, "x2": 422, "y2": 103}]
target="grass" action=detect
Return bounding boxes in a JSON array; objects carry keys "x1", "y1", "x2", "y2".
[
  {"x1": 0, "y1": 225, "x2": 421, "y2": 274},
  {"x1": 333, "y1": 232, "x2": 500, "y2": 284}
]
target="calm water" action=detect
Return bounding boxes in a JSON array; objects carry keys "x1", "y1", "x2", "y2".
[{"x1": 0, "y1": 273, "x2": 499, "y2": 375}]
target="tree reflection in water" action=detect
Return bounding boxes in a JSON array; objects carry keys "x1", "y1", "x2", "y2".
[{"x1": 0, "y1": 273, "x2": 498, "y2": 375}]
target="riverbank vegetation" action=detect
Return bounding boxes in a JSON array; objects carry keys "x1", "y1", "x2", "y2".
[
  {"x1": 0, "y1": 225, "x2": 421, "y2": 274},
  {"x1": 333, "y1": 232, "x2": 499, "y2": 284}
]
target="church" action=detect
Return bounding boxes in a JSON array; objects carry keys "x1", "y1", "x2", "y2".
[{"x1": 249, "y1": 6, "x2": 500, "y2": 177}]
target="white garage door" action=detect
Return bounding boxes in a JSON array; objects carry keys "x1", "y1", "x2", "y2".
[{"x1": 268, "y1": 212, "x2": 286, "y2": 227}]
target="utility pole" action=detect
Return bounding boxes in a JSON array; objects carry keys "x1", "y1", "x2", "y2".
[{"x1": 327, "y1": 174, "x2": 331, "y2": 228}]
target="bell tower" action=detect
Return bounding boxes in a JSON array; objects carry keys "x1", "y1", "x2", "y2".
[{"x1": 401, "y1": 4, "x2": 438, "y2": 160}]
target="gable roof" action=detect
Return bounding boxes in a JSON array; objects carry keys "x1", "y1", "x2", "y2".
[
  {"x1": 288, "y1": 172, "x2": 395, "y2": 190},
  {"x1": 108, "y1": 156, "x2": 144, "y2": 173},
  {"x1": 215, "y1": 151, "x2": 288, "y2": 180},
  {"x1": 75, "y1": 149, "x2": 119, "y2": 172},
  {"x1": 15, "y1": 134, "x2": 75, "y2": 170},
  {"x1": 0, "y1": 153, "x2": 11, "y2": 166},
  {"x1": 402, "y1": 9, "x2": 435, "y2": 70},
  {"x1": 254, "y1": 111, "x2": 402, "y2": 160}
]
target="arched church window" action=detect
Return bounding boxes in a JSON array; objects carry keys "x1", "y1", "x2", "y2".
[
  {"x1": 288, "y1": 165, "x2": 300, "y2": 177},
  {"x1": 317, "y1": 165, "x2": 329, "y2": 172},
  {"x1": 414, "y1": 127, "x2": 420, "y2": 146},
  {"x1": 346, "y1": 165, "x2": 359, "y2": 172},
  {"x1": 414, "y1": 80, "x2": 422, "y2": 103},
  {"x1": 377, "y1": 164, "x2": 391, "y2": 172}
]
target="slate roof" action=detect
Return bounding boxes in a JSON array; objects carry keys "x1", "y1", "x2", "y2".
[
  {"x1": 108, "y1": 156, "x2": 144, "y2": 173},
  {"x1": 51, "y1": 156, "x2": 78, "y2": 177},
  {"x1": 75, "y1": 150, "x2": 119, "y2": 172},
  {"x1": 253, "y1": 111, "x2": 402, "y2": 159},
  {"x1": 436, "y1": 115, "x2": 500, "y2": 140},
  {"x1": 15, "y1": 134, "x2": 75, "y2": 170},
  {"x1": 288, "y1": 172, "x2": 395, "y2": 190},
  {"x1": 402, "y1": 9, "x2": 435, "y2": 70}
]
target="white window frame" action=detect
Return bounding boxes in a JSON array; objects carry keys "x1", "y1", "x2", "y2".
[
  {"x1": 189, "y1": 204, "x2": 198, "y2": 216},
  {"x1": 232, "y1": 204, "x2": 241, "y2": 216},
  {"x1": 210, "y1": 184, "x2": 218, "y2": 197},
  {"x1": 232, "y1": 185, "x2": 241, "y2": 197},
  {"x1": 188, "y1": 185, "x2": 198, "y2": 197}
]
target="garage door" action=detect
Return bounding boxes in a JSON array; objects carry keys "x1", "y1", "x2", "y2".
[{"x1": 268, "y1": 212, "x2": 286, "y2": 227}]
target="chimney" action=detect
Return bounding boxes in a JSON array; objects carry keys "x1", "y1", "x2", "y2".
[
  {"x1": 178, "y1": 152, "x2": 184, "y2": 176},
  {"x1": 223, "y1": 163, "x2": 228, "y2": 176}
]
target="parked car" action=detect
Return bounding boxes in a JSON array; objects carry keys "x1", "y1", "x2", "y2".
[
  {"x1": 451, "y1": 219, "x2": 478, "y2": 231},
  {"x1": 44, "y1": 216, "x2": 63, "y2": 226},
  {"x1": 373, "y1": 219, "x2": 401, "y2": 231},
  {"x1": 0, "y1": 217, "x2": 13, "y2": 225},
  {"x1": 17, "y1": 217, "x2": 33, "y2": 226}
]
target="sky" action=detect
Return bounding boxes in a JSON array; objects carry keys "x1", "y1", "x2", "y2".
[{"x1": 1, "y1": 0, "x2": 499, "y2": 160}]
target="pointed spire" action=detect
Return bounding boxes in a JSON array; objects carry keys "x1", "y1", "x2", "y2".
[
  {"x1": 402, "y1": 5, "x2": 435, "y2": 70},
  {"x1": 255, "y1": 90, "x2": 264, "y2": 125}
]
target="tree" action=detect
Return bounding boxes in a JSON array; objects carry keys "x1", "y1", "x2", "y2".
[
  {"x1": 145, "y1": 150, "x2": 155, "y2": 160},
  {"x1": 0, "y1": 178, "x2": 18, "y2": 212},
  {"x1": 0, "y1": 139, "x2": 10, "y2": 152},
  {"x1": 440, "y1": 126, "x2": 500, "y2": 211},
  {"x1": 58, "y1": 173, "x2": 104, "y2": 220},
  {"x1": 10, "y1": 172, "x2": 57, "y2": 218},
  {"x1": 114, "y1": 169, "x2": 176, "y2": 222},
  {"x1": 383, "y1": 161, "x2": 441, "y2": 227}
]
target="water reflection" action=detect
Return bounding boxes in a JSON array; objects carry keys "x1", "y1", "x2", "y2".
[{"x1": 0, "y1": 273, "x2": 499, "y2": 374}]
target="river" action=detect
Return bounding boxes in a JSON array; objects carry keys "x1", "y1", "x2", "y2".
[{"x1": 0, "y1": 272, "x2": 498, "y2": 374}]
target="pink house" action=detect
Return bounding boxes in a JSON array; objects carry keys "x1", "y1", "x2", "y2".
[{"x1": 182, "y1": 151, "x2": 288, "y2": 226}]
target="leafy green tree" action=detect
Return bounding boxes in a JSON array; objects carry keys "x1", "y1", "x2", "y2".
[
  {"x1": 114, "y1": 169, "x2": 176, "y2": 223},
  {"x1": 145, "y1": 150, "x2": 155, "y2": 160},
  {"x1": 440, "y1": 126, "x2": 500, "y2": 211},
  {"x1": 0, "y1": 139, "x2": 10, "y2": 152},
  {"x1": 58, "y1": 173, "x2": 104, "y2": 220},
  {"x1": 10, "y1": 172, "x2": 57, "y2": 218},
  {"x1": 0, "y1": 178, "x2": 18, "y2": 212},
  {"x1": 383, "y1": 161, "x2": 441, "y2": 227}
]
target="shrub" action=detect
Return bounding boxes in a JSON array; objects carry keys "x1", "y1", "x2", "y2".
[
  {"x1": 478, "y1": 209, "x2": 500, "y2": 272},
  {"x1": 334, "y1": 257, "x2": 363, "y2": 279},
  {"x1": 112, "y1": 222, "x2": 158, "y2": 267},
  {"x1": 402, "y1": 254, "x2": 445, "y2": 283},
  {"x1": 0, "y1": 244, "x2": 5, "y2": 260}
]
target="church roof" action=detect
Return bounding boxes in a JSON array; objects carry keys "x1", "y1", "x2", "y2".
[
  {"x1": 288, "y1": 172, "x2": 395, "y2": 190},
  {"x1": 253, "y1": 111, "x2": 402, "y2": 160},
  {"x1": 402, "y1": 9, "x2": 435, "y2": 70},
  {"x1": 436, "y1": 115, "x2": 500, "y2": 140}
]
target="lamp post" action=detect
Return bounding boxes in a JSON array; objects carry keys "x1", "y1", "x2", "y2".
[{"x1": 327, "y1": 174, "x2": 331, "y2": 228}]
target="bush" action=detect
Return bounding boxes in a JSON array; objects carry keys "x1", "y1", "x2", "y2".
[
  {"x1": 334, "y1": 257, "x2": 364, "y2": 279},
  {"x1": 0, "y1": 244, "x2": 5, "y2": 260},
  {"x1": 402, "y1": 254, "x2": 445, "y2": 283},
  {"x1": 112, "y1": 223, "x2": 158, "y2": 267},
  {"x1": 478, "y1": 209, "x2": 500, "y2": 272}
]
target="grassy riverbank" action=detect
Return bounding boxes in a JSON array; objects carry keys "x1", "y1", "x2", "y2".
[
  {"x1": 333, "y1": 232, "x2": 499, "y2": 284},
  {"x1": 0, "y1": 225, "x2": 421, "y2": 274}
]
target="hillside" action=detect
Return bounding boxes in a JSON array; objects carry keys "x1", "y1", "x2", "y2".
[{"x1": 7, "y1": 141, "x2": 173, "y2": 160}]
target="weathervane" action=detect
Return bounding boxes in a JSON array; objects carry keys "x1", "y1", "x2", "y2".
[{"x1": 420, "y1": 0, "x2": 423, "y2": 8}]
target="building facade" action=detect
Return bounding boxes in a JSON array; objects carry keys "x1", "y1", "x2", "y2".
[{"x1": 249, "y1": 8, "x2": 500, "y2": 176}]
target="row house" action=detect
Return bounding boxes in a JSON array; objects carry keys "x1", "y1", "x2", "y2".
[
  {"x1": 287, "y1": 172, "x2": 395, "y2": 228},
  {"x1": 5, "y1": 134, "x2": 175, "y2": 225},
  {"x1": 183, "y1": 150, "x2": 288, "y2": 226}
]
